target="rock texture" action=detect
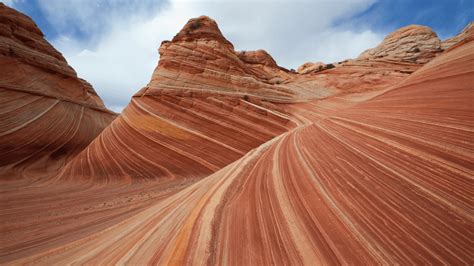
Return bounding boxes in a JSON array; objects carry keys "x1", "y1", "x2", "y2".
[
  {"x1": 2, "y1": 31, "x2": 472, "y2": 265},
  {"x1": 296, "y1": 61, "x2": 326, "y2": 74},
  {"x1": 1, "y1": 9, "x2": 473, "y2": 266},
  {"x1": 358, "y1": 25, "x2": 442, "y2": 63},
  {"x1": 151, "y1": 16, "x2": 295, "y2": 102},
  {"x1": 58, "y1": 92, "x2": 293, "y2": 182},
  {"x1": 0, "y1": 3, "x2": 116, "y2": 178},
  {"x1": 288, "y1": 25, "x2": 445, "y2": 97},
  {"x1": 441, "y1": 22, "x2": 474, "y2": 50},
  {"x1": 58, "y1": 16, "x2": 295, "y2": 182}
]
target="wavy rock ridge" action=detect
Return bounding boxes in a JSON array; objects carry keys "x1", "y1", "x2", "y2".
[
  {"x1": 58, "y1": 15, "x2": 297, "y2": 182},
  {"x1": 0, "y1": 6, "x2": 473, "y2": 265}
]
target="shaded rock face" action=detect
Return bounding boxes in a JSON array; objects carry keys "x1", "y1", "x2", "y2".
[
  {"x1": 358, "y1": 25, "x2": 442, "y2": 64},
  {"x1": 0, "y1": 3, "x2": 116, "y2": 178},
  {"x1": 0, "y1": 3, "x2": 106, "y2": 107},
  {"x1": 236, "y1": 49, "x2": 293, "y2": 85},
  {"x1": 289, "y1": 26, "x2": 445, "y2": 96}
]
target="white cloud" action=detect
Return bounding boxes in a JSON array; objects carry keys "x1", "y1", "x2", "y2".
[{"x1": 40, "y1": 0, "x2": 383, "y2": 112}]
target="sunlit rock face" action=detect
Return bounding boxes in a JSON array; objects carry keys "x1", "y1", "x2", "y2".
[
  {"x1": 0, "y1": 6, "x2": 472, "y2": 265},
  {"x1": 0, "y1": 3, "x2": 116, "y2": 178}
]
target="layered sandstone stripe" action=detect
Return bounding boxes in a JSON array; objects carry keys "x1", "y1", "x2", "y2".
[{"x1": 58, "y1": 92, "x2": 294, "y2": 182}]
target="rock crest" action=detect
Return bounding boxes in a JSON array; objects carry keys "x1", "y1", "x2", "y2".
[{"x1": 358, "y1": 25, "x2": 442, "y2": 63}]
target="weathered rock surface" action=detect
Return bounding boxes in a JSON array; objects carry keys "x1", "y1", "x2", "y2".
[
  {"x1": 358, "y1": 25, "x2": 442, "y2": 63},
  {"x1": 296, "y1": 61, "x2": 326, "y2": 74},
  {"x1": 0, "y1": 3, "x2": 116, "y2": 178},
  {"x1": 1, "y1": 9, "x2": 472, "y2": 265}
]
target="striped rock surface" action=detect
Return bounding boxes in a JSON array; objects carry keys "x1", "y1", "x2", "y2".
[
  {"x1": 0, "y1": 4, "x2": 116, "y2": 179},
  {"x1": 57, "y1": 16, "x2": 299, "y2": 182},
  {"x1": 1, "y1": 31, "x2": 472, "y2": 265},
  {"x1": 1, "y1": 7, "x2": 473, "y2": 265}
]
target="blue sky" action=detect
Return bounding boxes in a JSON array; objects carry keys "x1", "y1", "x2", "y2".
[
  {"x1": 347, "y1": 0, "x2": 473, "y2": 39},
  {"x1": 2, "y1": 0, "x2": 473, "y2": 112}
]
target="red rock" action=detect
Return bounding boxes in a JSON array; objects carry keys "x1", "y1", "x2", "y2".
[
  {"x1": 287, "y1": 26, "x2": 444, "y2": 97},
  {"x1": 0, "y1": 3, "x2": 116, "y2": 178},
  {"x1": 441, "y1": 22, "x2": 473, "y2": 51},
  {"x1": 58, "y1": 16, "x2": 295, "y2": 182},
  {"x1": 358, "y1": 25, "x2": 442, "y2": 63},
  {"x1": 0, "y1": 9, "x2": 472, "y2": 266},
  {"x1": 296, "y1": 61, "x2": 326, "y2": 74}
]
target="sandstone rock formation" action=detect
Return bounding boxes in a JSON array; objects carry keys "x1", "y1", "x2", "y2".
[
  {"x1": 358, "y1": 25, "x2": 442, "y2": 63},
  {"x1": 1, "y1": 8, "x2": 472, "y2": 265},
  {"x1": 237, "y1": 49, "x2": 292, "y2": 85},
  {"x1": 0, "y1": 3, "x2": 116, "y2": 178},
  {"x1": 3, "y1": 28, "x2": 472, "y2": 265},
  {"x1": 150, "y1": 16, "x2": 296, "y2": 103},
  {"x1": 296, "y1": 61, "x2": 325, "y2": 74},
  {"x1": 288, "y1": 25, "x2": 444, "y2": 97},
  {"x1": 442, "y1": 22, "x2": 474, "y2": 50},
  {"x1": 58, "y1": 16, "x2": 295, "y2": 182}
]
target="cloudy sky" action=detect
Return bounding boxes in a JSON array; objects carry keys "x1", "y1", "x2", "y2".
[{"x1": 2, "y1": 0, "x2": 473, "y2": 112}]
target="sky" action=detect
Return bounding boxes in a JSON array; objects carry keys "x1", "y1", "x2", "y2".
[{"x1": 2, "y1": 0, "x2": 473, "y2": 112}]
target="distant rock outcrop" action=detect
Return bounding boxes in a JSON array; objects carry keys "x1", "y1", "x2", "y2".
[
  {"x1": 0, "y1": 3, "x2": 116, "y2": 178},
  {"x1": 358, "y1": 25, "x2": 442, "y2": 63},
  {"x1": 289, "y1": 25, "x2": 445, "y2": 96},
  {"x1": 296, "y1": 62, "x2": 326, "y2": 74}
]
